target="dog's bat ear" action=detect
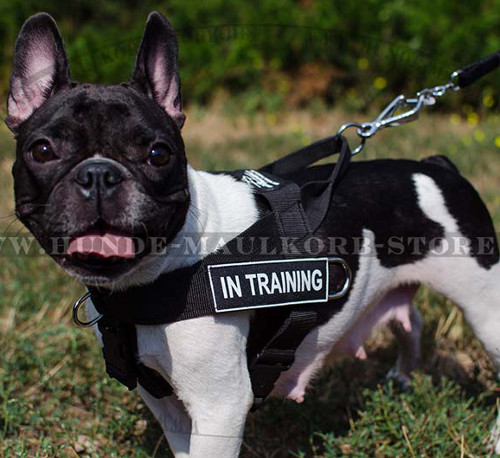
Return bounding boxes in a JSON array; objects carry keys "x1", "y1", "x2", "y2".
[
  {"x1": 6, "y1": 13, "x2": 71, "y2": 133},
  {"x1": 131, "y1": 12, "x2": 185, "y2": 129}
]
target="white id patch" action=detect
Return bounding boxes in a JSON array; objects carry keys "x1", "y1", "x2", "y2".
[{"x1": 207, "y1": 258, "x2": 330, "y2": 312}]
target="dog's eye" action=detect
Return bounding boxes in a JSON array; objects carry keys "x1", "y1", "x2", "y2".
[
  {"x1": 30, "y1": 142, "x2": 56, "y2": 163},
  {"x1": 149, "y1": 145, "x2": 170, "y2": 166}
]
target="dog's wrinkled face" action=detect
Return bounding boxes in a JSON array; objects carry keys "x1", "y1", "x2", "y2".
[{"x1": 7, "y1": 12, "x2": 190, "y2": 284}]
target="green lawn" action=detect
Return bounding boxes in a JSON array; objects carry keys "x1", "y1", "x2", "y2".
[{"x1": 0, "y1": 105, "x2": 499, "y2": 457}]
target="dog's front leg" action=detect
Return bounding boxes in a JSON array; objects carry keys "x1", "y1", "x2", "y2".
[
  {"x1": 137, "y1": 312, "x2": 253, "y2": 458},
  {"x1": 138, "y1": 387, "x2": 192, "y2": 457},
  {"x1": 186, "y1": 378, "x2": 252, "y2": 458}
]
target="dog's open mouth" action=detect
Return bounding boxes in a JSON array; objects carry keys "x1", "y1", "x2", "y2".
[
  {"x1": 68, "y1": 232, "x2": 135, "y2": 261},
  {"x1": 63, "y1": 224, "x2": 149, "y2": 279}
]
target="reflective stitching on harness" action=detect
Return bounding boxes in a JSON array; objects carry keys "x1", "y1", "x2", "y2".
[{"x1": 241, "y1": 170, "x2": 281, "y2": 189}]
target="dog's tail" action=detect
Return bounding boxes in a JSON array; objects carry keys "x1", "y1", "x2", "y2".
[{"x1": 421, "y1": 155, "x2": 459, "y2": 174}]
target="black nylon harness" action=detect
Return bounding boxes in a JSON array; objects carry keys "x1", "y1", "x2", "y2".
[
  {"x1": 85, "y1": 134, "x2": 353, "y2": 408},
  {"x1": 69, "y1": 49, "x2": 500, "y2": 409}
]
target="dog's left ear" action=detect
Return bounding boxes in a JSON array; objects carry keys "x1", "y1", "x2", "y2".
[{"x1": 131, "y1": 12, "x2": 185, "y2": 129}]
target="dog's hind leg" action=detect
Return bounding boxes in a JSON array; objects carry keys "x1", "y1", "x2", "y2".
[
  {"x1": 400, "y1": 256, "x2": 500, "y2": 452},
  {"x1": 332, "y1": 284, "x2": 422, "y2": 387},
  {"x1": 446, "y1": 261, "x2": 500, "y2": 454},
  {"x1": 331, "y1": 284, "x2": 423, "y2": 388},
  {"x1": 387, "y1": 287, "x2": 423, "y2": 388}
]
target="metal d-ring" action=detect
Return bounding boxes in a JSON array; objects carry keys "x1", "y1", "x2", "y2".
[
  {"x1": 327, "y1": 257, "x2": 352, "y2": 300},
  {"x1": 336, "y1": 122, "x2": 366, "y2": 155},
  {"x1": 72, "y1": 292, "x2": 103, "y2": 327}
]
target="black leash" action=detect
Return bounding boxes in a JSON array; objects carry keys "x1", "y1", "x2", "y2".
[{"x1": 453, "y1": 49, "x2": 500, "y2": 88}]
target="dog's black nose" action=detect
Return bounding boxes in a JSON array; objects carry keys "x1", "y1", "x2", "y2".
[{"x1": 74, "y1": 160, "x2": 123, "y2": 198}]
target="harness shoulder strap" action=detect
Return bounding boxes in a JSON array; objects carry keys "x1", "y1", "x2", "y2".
[
  {"x1": 249, "y1": 309, "x2": 318, "y2": 410},
  {"x1": 243, "y1": 135, "x2": 351, "y2": 408},
  {"x1": 98, "y1": 318, "x2": 173, "y2": 399}
]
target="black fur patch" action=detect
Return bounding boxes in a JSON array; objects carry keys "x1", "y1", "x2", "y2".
[
  {"x1": 287, "y1": 158, "x2": 499, "y2": 291},
  {"x1": 421, "y1": 155, "x2": 459, "y2": 174},
  {"x1": 249, "y1": 158, "x2": 500, "y2": 334}
]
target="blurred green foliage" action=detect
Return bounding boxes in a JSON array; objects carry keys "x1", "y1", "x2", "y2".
[{"x1": 0, "y1": 0, "x2": 499, "y2": 112}]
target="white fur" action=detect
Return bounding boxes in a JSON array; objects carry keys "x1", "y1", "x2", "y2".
[
  {"x1": 107, "y1": 166, "x2": 259, "y2": 290},
  {"x1": 412, "y1": 173, "x2": 460, "y2": 233},
  {"x1": 86, "y1": 169, "x2": 500, "y2": 457},
  {"x1": 134, "y1": 168, "x2": 258, "y2": 456}
]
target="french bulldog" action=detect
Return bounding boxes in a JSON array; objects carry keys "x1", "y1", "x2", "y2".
[{"x1": 7, "y1": 11, "x2": 500, "y2": 457}]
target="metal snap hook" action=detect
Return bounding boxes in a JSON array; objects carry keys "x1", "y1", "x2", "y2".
[
  {"x1": 327, "y1": 257, "x2": 352, "y2": 300},
  {"x1": 72, "y1": 292, "x2": 103, "y2": 327}
]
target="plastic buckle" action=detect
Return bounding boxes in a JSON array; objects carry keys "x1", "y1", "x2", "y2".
[{"x1": 99, "y1": 322, "x2": 138, "y2": 391}]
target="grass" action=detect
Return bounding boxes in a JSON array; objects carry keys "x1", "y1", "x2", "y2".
[{"x1": 0, "y1": 104, "x2": 500, "y2": 457}]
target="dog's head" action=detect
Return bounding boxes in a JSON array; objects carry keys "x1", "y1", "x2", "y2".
[{"x1": 7, "y1": 12, "x2": 190, "y2": 285}]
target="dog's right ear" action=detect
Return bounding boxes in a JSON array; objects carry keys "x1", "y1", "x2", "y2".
[{"x1": 6, "y1": 13, "x2": 70, "y2": 133}]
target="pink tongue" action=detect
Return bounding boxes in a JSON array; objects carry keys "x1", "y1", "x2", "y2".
[{"x1": 68, "y1": 233, "x2": 135, "y2": 259}]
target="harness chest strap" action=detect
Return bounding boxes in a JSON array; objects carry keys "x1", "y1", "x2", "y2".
[{"x1": 84, "y1": 135, "x2": 353, "y2": 408}]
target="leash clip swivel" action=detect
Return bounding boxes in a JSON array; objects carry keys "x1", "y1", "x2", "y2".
[
  {"x1": 337, "y1": 71, "x2": 461, "y2": 155},
  {"x1": 73, "y1": 292, "x2": 103, "y2": 327}
]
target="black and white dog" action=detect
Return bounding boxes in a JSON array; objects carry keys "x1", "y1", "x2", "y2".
[{"x1": 7, "y1": 11, "x2": 500, "y2": 457}]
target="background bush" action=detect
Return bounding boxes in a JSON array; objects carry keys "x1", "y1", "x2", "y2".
[{"x1": 0, "y1": 1, "x2": 498, "y2": 112}]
